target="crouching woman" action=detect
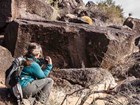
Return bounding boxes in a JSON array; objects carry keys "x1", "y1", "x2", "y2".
[{"x1": 19, "y1": 42, "x2": 53, "y2": 105}]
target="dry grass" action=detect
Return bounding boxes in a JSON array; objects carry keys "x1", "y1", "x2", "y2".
[
  {"x1": 100, "y1": 32, "x2": 137, "y2": 81},
  {"x1": 96, "y1": 0, "x2": 124, "y2": 24}
]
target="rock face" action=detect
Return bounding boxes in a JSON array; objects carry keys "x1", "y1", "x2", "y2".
[
  {"x1": 51, "y1": 68, "x2": 116, "y2": 89},
  {"x1": 0, "y1": 0, "x2": 59, "y2": 23},
  {"x1": 4, "y1": 19, "x2": 136, "y2": 68},
  {"x1": 0, "y1": 46, "x2": 13, "y2": 83}
]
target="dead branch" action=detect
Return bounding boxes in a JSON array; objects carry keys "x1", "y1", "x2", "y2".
[
  {"x1": 60, "y1": 87, "x2": 117, "y2": 105},
  {"x1": 60, "y1": 87, "x2": 87, "y2": 105}
]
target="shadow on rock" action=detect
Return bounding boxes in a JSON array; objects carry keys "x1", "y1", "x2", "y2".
[{"x1": 0, "y1": 87, "x2": 17, "y2": 105}]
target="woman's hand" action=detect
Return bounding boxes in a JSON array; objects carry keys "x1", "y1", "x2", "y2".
[{"x1": 45, "y1": 56, "x2": 52, "y2": 65}]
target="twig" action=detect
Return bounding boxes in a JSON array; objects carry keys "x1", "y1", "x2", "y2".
[
  {"x1": 60, "y1": 88, "x2": 116, "y2": 105},
  {"x1": 60, "y1": 87, "x2": 87, "y2": 105},
  {"x1": 60, "y1": 78, "x2": 109, "y2": 105},
  {"x1": 79, "y1": 90, "x2": 92, "y2": 105}
]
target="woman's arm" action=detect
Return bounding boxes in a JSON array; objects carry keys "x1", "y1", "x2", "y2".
[
  {"x1": 31, "y1": 56, "x2": 53, "y2": 79},
  {"x1": 43, "y1": 56, "x2": 53, "y2": 76},
  {"x1": 31, "y1": 62, "x2": 46, "y2": 79}
]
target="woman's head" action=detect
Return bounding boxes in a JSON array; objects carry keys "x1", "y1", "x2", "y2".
[{"x1": 27, "y1": 42, "x2": 43, "y2": 58}]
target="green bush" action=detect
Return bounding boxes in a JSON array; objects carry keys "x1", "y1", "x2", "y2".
[{"x1": 97, "y1": 0, "x2": 124, "y2": 24}]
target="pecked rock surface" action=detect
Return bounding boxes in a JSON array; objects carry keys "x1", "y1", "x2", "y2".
[
  {"x1": 4, "y1": 19, "x2": 136, "y2": 68},
  {"x1": 50, "y1": 68, "x2": 116, "y2": 89}
]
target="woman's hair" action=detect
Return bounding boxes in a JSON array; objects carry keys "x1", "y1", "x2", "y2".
[
  {"x1": 26, "y1": 42, "x2": 43, "y2": 57},
  {"x1": 23, "y1": 42, "x2": 43, "y2": 66},
  {"x1": 24, "y1": 59, "x2": 33, "y2": 66}
]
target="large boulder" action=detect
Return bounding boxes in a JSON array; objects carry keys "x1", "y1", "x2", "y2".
[
  {"x1": 4, "y1": 19, "x2": 136, "y2": 68},
  {"x1": 0, "y1": 0, "x2": 59, "y2": 22},
  {"x1": 0, "y1": 46, "x2": 13, "y2": 83},
  {"x1": 48, "y1": 68, "x2": 116, "y2": 105},
  {"x1": 50, "y1": 68, "x2": 116, "y2": 89}
]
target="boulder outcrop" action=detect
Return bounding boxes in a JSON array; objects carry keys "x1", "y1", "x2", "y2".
[
  {"x1": 50, "y1": 68, "x2": 116, "y2": 89},
  {"x1": 0, "y1": 0, "x2": 59, "y2": 23},
  {"x1": 4, "y1": 19, "x2": 136, "y2": 68}
]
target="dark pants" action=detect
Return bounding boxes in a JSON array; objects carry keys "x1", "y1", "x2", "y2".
[{"x1": 22, "y1": 78, "x2": 54, "y2": 105}]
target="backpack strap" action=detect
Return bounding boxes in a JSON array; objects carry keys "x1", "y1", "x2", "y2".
[{"x1": 5, "y1": 63, "x2": 18, "y2": 88}]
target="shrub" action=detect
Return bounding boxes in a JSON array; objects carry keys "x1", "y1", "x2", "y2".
[{"x1": 96, "y1": 0, "x2": 124, "y2": 24}]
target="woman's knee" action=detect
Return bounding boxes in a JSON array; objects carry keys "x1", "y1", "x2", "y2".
[
  {"x1": 44, "y1": 78, "x2": 54, "y2": 85},
  {"x1": 48, "y1": 78, "x2": 54, "y2": 85}
]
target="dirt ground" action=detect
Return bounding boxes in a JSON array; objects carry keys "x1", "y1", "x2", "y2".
[{"x1": 0, "y1": 78, "x2": 15, "y2": 105}]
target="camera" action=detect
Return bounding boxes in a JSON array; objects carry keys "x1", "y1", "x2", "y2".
[
  {"x1": 38, "y1": 57, "x2": 48, "y2": 70},
  {"x1": 38, "y1": 57, "x2": 48, "y2": 65}
]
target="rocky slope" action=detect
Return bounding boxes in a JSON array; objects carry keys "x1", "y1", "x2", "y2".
[{"x1": 0, "y1": 0, "x2": 140, "y2": 105}]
